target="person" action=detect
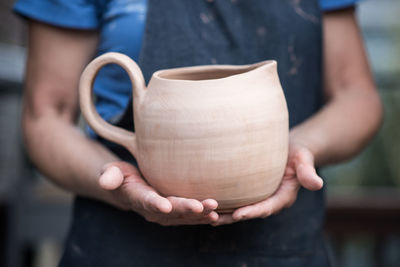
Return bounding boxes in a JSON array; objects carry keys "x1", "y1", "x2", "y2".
[{"x1": 15, "y1": 0, "x2": 382, "y2": 266}]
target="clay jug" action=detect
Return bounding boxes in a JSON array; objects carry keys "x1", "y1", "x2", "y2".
[{"x1": 79, "y1": 52, "x2": 289, "y2": 211}]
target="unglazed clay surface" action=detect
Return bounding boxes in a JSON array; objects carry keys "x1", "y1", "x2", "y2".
[{"x1": 79, "y1": 52, "x2": 289, "y2": 211}]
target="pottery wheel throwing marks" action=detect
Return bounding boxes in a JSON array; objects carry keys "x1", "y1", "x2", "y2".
[{"x1": 79, "y1": 52, "x2": 289, "y2": 211}]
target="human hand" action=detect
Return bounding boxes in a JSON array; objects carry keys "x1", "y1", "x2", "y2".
[
  {"x1": 213, "y1": 142, "x2": 324, "y2": 226},
  {"x1": 99, "y1": 162, "x2": 219, "y2": 226}
]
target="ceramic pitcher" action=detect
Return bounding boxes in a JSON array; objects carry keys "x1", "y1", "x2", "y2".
[{"x1": 79, "y1": 52, "x2": 289, "y2": 211}]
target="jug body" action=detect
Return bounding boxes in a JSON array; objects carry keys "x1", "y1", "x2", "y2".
[
  {"x1": 135, "y1": 62, "x2": 288, "y2": 211},
  {"x1": 79, "y1": 53, "x2": 288, "y2": 211}
]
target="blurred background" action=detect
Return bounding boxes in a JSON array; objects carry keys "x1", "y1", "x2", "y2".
[{"x1": 0, "y1": 0, "x2": 399, "y2": 266}]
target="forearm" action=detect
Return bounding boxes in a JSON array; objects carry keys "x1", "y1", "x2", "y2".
[
  {"x1": 23, "y1": 113, "x2": 120, "y2": 205},
  {"x1": 20, "y1": 21, "x2": 123, "y2": 205},
  {"x1": 290, "y1": 8, "x2": 383, "y2": 167},
  {"x1": 289, "y1": 85, "x2": 382, "y2": 166}
]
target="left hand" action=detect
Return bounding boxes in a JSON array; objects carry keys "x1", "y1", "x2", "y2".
[{"x1": 213, "y1": 142, "x2": 324, "y2": 226}]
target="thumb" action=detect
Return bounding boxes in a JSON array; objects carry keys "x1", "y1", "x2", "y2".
[
  {"x1": 296, "y1": 163, "x2": 324, "y2": 191},
  {"x1": 99, "y1": 165, "x2": 124, "y2": 190}
]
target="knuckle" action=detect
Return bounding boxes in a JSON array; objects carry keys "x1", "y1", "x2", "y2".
[
  {"x1": 240, "y1": 214, "x2": 249, "y2": 220},
  {"x1": 143, "y1": 202, "x2": 155, "y2": 213},
  {"x1": 143, "y1": 193, "x2": 156, "y2": 205},
  {"x1": 134, "y1": 198, "x2": 149, "y2": 213},
  {"x1": 158, "y1": 220, "x2": 170, "y2": 226},
  {"x1": 142, "y1": 194, "x2": 161, "y2": 213},
  {"x1": 144, "y1": 214, "x2": 173, "y2": 226},
  {"x1": 144, "y1": 215, "x2": 157, "y2": 223},
  {"x1": 261, "y1": 211, "x2": 271, "y2": 218},
  {"x1": 261, "y1": 206, "x2": 273, "y2": 218},
  {"x1": 285, "y1": 196, "x2": 297, "y2": 208},
  {"x1": 202, "y1": 216, "x2": 215, "y2": 224}
]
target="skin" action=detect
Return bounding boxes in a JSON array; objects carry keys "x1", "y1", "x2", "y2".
[{"x1": 22, "y1": 8, "x2": 382, "y2": 227}]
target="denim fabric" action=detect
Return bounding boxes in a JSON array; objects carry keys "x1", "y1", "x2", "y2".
[{"x1": 60, "y1": 0, "x2": 330, "y2": 266}]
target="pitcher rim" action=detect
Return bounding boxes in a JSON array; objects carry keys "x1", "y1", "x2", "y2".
[{"x1": 152, "y1": 60, "x2": 277, "y2": 83}]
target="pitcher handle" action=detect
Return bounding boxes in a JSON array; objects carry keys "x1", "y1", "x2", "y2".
[{"x1": 79, "y1": 52, "x2": 146, "y2": 158}]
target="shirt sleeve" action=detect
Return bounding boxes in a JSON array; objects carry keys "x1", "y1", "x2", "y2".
[
  {"x1": 13, "y1": 0, "x2": 101, "y2": 29},
  {"x1": 320, "y1": 0, "x2": 363, "y2": 11}
]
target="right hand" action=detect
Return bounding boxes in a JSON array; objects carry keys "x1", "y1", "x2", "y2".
[{"x1": 99, "y1": 162, "x2": 219, "y2": 226}]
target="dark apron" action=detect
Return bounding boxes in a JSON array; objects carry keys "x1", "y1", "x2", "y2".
[{"x1": 60, "y1": 0, "x2": 329, "y2": 266}]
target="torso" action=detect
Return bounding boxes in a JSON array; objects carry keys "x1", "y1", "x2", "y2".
[{"x1": 61, "y1": 1, "x2": 328, "y2": 266}]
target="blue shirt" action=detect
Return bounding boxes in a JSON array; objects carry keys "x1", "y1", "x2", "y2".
[
  {"x1": 14, "y1": 0, "x2": 360, "y2": 126},
  {"x1": 14, "y1": 0, "x2": 148, "y2": 128},
  {"x1": 320, "y1": 0, "x2": 362, "y2": 11}
]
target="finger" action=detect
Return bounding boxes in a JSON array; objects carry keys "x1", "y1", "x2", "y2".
[
  {"x1": 182, "y1": 211, "x2": 219, "y2": 225},
  {"x1": 293, "y1": 146, "x2": 315, "y2": 166},
  {"x1": 158, "y1": 211, "x2": 219, "y2": 226},
  {"x1": 99, "y1": 166, "x2": 124, "y2": 190},
  {"x1": 232, "y1": 199, "x2": 275, "y2": 221},
  {"x1": 211, "y1": 213, "x2": 235, "y2": 226},
  {"x1": 165, "y1": 211, "x2": 219, "y2": 226},
  {"x1": 142, "y1": 191, "x2": 173, "y2": 213},
  {"x1": 296, "y1": 164, "x2": 323, "y2": 191},
  {"x1": 167, "y1": 196, "x2": 204, "y2": 214},
  {"x1": 207, "y1": 211, "x2": 219, "y2": 222},
  {"x1": 232, "y1": 184, "x2": 300, "y2": 221},
  {"x1": 194, "y1": 211, "x2": 219, "y2": 225},
  {"x1": 201, "y1": 199, "x2": 218, "y2": 215},
  {"x1": 121, "y1": 180, "x2": 172, "y2": 214}
]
